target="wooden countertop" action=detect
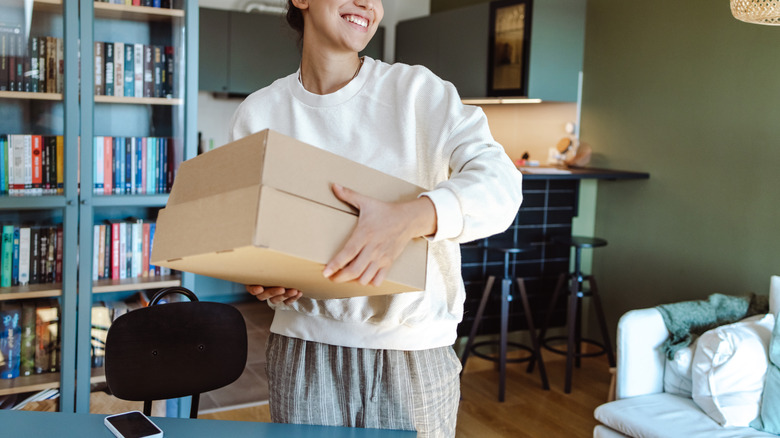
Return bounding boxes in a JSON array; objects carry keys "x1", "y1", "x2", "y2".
[{"x1": 518, "y1": 166, "x2": 650, "y2": 180}]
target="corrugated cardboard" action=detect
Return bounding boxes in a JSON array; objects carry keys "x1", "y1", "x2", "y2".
[{"x1": 151, "y1": 129, "x2": 428, "y2": 299}]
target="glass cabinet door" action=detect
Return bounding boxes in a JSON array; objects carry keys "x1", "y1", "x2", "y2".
[
  {"x1": 0, "y1": 0, "x2": 78, "y2": 413},
  {"x1": 75, "y1": 0, "x2": 196, "y2": 415}
]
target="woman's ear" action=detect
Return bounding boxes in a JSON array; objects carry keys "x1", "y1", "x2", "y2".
[{"x1": 291, "y1": 0, "x2": 309, "y2": 10}]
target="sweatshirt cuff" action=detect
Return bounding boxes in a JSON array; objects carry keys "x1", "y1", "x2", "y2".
[{"x1": 420, "y1": 189, "x2": 463, "y2": 242}]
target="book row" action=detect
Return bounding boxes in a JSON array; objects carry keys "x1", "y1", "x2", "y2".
[
  {"x1": 93, "y1": 136, "x2": 175, "y2": 195},
  {"x1": 0, "y1": 299, "x2": 60, "y2": 379},
  {"x1": 97, "y1": 0, "x2": 175, "y2": 7},
  {"x1": 92, "y1": 219, "x2": 171, "y2": 281},
  {"x1": 0, "y1": 135, "x2": 64, "y2": 196},
  {"x1": 95, "y1": 41, "x2": 175, "y2": 99},
  {"x1": 0, "y1": 26, "x2": 63, "y2": 94},
  {"x1": 1, "y1": 225, "x2": 63, "y2": 288}
]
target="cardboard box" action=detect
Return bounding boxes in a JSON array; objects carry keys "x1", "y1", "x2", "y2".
[{"x1": 151, "y1": 129, "x2": 428, "y2": 299}]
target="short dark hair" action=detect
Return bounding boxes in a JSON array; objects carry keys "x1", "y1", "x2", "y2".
[{"x1": 286, "y1": 0, "x2": 304, "y2": 45}]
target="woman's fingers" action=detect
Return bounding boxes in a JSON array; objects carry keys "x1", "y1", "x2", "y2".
[{"x1": 246, "y1": 285, "x2": 302, "y2": 304}]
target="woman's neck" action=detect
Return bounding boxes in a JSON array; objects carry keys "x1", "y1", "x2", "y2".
[{"x1": 299, "y1": 50, "x2": 363, "y2": 95}]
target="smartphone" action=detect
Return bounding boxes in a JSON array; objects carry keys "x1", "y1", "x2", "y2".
[{"x1": 104, "y1": 411, "x2": 164, "y2": 438}]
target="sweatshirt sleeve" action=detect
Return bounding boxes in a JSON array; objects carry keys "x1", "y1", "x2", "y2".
[{"x1": 421, "y1": 96, "x2": 523, "y2": 244}]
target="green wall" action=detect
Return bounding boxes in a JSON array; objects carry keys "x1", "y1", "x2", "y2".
[{"x1": 582, "y1": 0, "x2": 780, "y2": 336}]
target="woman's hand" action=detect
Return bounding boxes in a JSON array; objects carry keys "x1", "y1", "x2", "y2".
[
  {"x1": 245, "y1": 285, "x2": 302, "y2": 305},
  {"x1": 323, "y1": 183, "x2": 437, "y2": 287}
]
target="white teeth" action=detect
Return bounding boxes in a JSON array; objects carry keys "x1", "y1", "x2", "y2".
[{"x1": 344, "y1": 15, "x2": 368, "y2": 28}]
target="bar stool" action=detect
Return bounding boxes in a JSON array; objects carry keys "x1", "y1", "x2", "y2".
[
  {"x1": 533, "y1": 235, "x2": 616, "y2": 394},
  {"x1": 460, "y1": 243, "x2": 550, "y2": 402}
]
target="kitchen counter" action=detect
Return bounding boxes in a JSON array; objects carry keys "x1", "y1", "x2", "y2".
[
  {"x1": 459, "y1": 166, "x2": 649, "y2": 337},
  {"x1": 519, "y1": 166, "x2": 650, "y2": 181}
]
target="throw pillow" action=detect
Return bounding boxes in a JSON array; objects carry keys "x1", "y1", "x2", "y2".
[{"x1": 691, "y1": 313, "x2": 774, "y2": 427}]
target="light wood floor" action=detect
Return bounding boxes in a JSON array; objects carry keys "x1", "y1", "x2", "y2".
[{"x1": 201, "y1": 346, "x2": 612, "y2": 437}]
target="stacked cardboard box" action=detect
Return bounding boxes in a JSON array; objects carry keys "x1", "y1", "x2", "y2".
[{"x1": 151, "y1": 129, "x2": 428, "y2": 299}]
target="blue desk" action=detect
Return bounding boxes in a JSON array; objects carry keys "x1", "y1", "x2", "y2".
[{"x1": 0, "y1": 410, "x2": 418, "y2": 437}]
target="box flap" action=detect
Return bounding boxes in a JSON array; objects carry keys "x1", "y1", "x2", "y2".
[
  {"x1": 167, "y1": 129, "x2": 427, "y2": 214},
  {"x1": 261, "y1": 130, "x2": 427, "y2": 214},
  {"x1": 166, "y1": 131, "x2": 269, "y2": 206}
]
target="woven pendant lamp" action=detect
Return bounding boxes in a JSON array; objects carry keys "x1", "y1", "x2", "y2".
[{"x1": 731, "y1": 0, "x2": 780, "y2": 25}]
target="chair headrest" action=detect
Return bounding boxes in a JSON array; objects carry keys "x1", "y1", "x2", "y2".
[{"x1": 105, "y1": 301, "x2": 248, "y2": 402}]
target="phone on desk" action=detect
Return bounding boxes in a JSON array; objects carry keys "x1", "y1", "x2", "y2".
[{"x1": 104, "y1": 411, "x2": 164, "y2": 438}]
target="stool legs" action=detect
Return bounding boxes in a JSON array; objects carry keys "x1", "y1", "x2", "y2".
[
  {"x1": 565, "y1": 272, "x2": 579, "y2": 393},
  {"x1": 499, "y1": 278, "x2": 510, "y2": 402},
  {"x1": 516, "y1": 278, "x2": 549, "y2": 390},
  {"x1": 535, "y1": 254, "x2": 617, "y2": 393},
  {"x1": 461, "y1": 274, "x2": 549, "y2": 402}
]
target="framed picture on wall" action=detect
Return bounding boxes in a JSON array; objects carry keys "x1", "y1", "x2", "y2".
[{"x1": 487, "y1": 0, "x2": 533, "y2": 97}]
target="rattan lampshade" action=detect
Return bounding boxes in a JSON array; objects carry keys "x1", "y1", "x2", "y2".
[{"x1": 731, "y1": 0, "x2": 780, "y2": 25}]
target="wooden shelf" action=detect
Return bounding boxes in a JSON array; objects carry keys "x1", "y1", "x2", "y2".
[
  {"x1": 0, "y1": 372, "x2": 60, "y2": 397},
  {"x1": 92, "y1": 275, "x2": 181, "y2": 294},
  {"x1": 0, "y1": 284, "x2": 62, "y2": 301},
  {"x1": 94, "y1": 95, "x2": 182, "y2": 105},
  {"x1": 0, "y1": 91, "x2": 63, "y2": 101},
  {"x1": 0, "y1": 196, "x2": 68, "y2": 210},
  {"x1": 33, "y1": 0, "x2": 62, "y2": 14},
  {"x1": 94, "y1": 2, "x2": 185, "y2": 22}
]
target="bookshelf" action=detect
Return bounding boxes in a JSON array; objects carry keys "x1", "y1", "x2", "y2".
[{"x1": 0, "y1": 0, "x2": 198, "y2": 414}]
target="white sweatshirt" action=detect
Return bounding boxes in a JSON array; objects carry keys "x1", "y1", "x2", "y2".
[{"x1": 229, "y1": 57, "x2": 523, "y2": 351}]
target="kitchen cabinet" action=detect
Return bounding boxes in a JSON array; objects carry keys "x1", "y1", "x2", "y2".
[
  {"x1": 199, "y1": 8, "x2": 385, "y2": 95},
  {"x1": 395, "y1": 0, "x2": 586, "y2": 102}
]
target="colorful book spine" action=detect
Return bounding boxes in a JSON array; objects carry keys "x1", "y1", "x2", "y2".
[
  {"x1": 19, "y1": 302, "x2": 35, "y2": 376},
  {"x1": 31, "y1": 135, "x2": 42, "y2": 195},
  {"x1": 124, "y1": 43, "x2": 134, "y2": 97},
  {"x1": 94, "y1": 41, "x2": 104, "y2": 95},
  {"x1": 0, "y1": 134, "x2": 6, "y2": 194},
  {"x1": 56, "y1": 135, "x2": 63, "y2": 194},
  {"x1": 0, "y1": 302, "x2": 22, "y2": 379},
  {"x1": 104, "y1": 41, "x2": 114, "y2": 96},
  {"x1": 11, "y1": 227, "x2": 19, "y2": 286},
  {"x1": 114, "y1": 42, "x2": 124, "y2": 97},
  {"x1": 1, "y1": 225, "x2": 14, "y2": 287},
  {"x1": 18, "y1": 227, "x2": 29, "y2": 286},
  {"x1": 94, "y1": 136, "x2": 104, "y2": 194},
  {"x1": 133, "y1": 43, "x2": 143, "y2": 98}
]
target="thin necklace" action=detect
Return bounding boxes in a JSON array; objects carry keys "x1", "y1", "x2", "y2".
[{"x1": 298, "y1": 57, "x2": 364, "y2": 90}]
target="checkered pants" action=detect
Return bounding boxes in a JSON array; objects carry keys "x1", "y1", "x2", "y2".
[{"x1": 265, "y1": 333, "x2": 461, "y2": 437}]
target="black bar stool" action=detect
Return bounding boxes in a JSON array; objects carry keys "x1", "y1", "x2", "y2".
[
  {"x1": 460, "y1": 243, "x2": 550, "y2": 402},
  {"x1": 532, "y1": 235, "x2": 616, "y2": 394}
]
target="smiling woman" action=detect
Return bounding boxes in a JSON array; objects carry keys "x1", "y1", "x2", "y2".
[{"x1": 227, "y1": 0, "x2": 524, "y2": 436}]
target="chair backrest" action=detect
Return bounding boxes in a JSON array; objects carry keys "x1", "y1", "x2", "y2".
[{"x1": 104, "y1": 287, "x2": 247, "y2": 418}]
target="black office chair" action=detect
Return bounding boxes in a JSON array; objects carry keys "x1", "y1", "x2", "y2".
[{"x1": 104, "y1": 287, "x2": 248, "y2": 418}]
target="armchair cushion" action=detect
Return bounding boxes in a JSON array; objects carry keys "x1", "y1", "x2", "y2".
[
  {"x1": 594, "y1": 393, "x2": 774, "y2": 438},
  {"x1": 691, "y1": 313, "x2": 774, "y2": 427}
]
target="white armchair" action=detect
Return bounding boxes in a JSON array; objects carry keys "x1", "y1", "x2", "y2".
[{"x1": 593, "y1": 276, "x2": 780, "y2": 438}]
